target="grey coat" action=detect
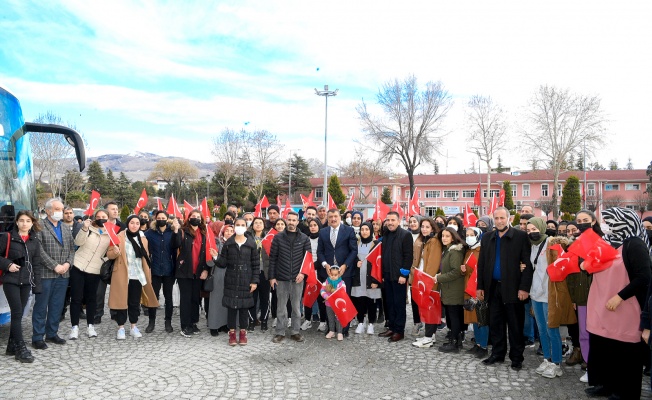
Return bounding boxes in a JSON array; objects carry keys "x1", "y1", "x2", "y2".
[{"x1": 36, "y1": 218, "x2": 75, "y2": 279}]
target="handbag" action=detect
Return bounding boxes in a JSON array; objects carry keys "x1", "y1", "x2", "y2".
[
  {"x1": 475, "y1": 299, "x2": 489, "y2": 326},
  {"x1": 100, "y1": 258, "x2": 115, "y2": 285},
  {"x1": 202, "y1": 265, "x2": 216, "y2": 292}
]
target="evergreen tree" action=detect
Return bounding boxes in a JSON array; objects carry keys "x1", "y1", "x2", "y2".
[
  {"x1": 626, "y1": 157, "x2": 633, "y2": 170},
  {"x1": 86, "y1": 160, "x2": 106, "y2": 193},
  {"x1": 502, "y1": 180, "x2": 514, "y2": 210},
  {"x1": 115, "y1": 172, "x2": 135, "y2": 208},
  {"x1": 435, "y1": 208, "x2": 445, "y2": 217},
  {"x1": 218, "y1": 204, "x2": 227, "y2": 220},
  {"x1": 608, "y1": 159, "x2": 618, "y2": 170},
  {"x1": 105, "y1": 169, "x2": 117, "y2": 197},
  {"x1": 328, "y1": 175, "x2": 346, "y2": 205},
  {"x1": 120, "y1": 205, "x2": 131, "y2": 222},
  {"x1": 512, "y1": 212, "x2": 521, "y2": 227},
  {"x1": 567, "y1": 153, "x2": 576, "y2": 171},
  {"x1": 279, "y1": 154, "x2": 313, "y2": 193},
  {"x1": 576, "y1": 153, "x2": 585, "y2": 171},
  {"x1": 495, "y1": 155, "x2": 505, "y2": 173},
  {"x1": 560, "y1": 175, "x2": 581, "y2": 215},
  {"x1": 380, "y1": 187, "x2": 392, "y2": 204},
  {"x1": 433, "y1": 160, "x2": 439, "y2": 175}
]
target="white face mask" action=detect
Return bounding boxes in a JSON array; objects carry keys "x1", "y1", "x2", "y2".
[
  {"x1": 246, "y1": 221, "x2": 252, "y2": 228},
  {"x1": 466, "y1": 236, "x2": 478, "y2": 247},
  {"x1": 234, "y1": 226, "x2": 247, "y2": 236},
  {"x1": 447, "y1": 224, "x2": 456, "y2": 229},
  {"x1": 345, "y1": 217, "x2": 352, "y2": 225},
  {"x1": 51, "y1": 211, "x2": 63, "y2": 221}
]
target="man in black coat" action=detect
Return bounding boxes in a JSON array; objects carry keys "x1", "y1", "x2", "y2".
[
  {"x1": 268, "y1": 211, "x2": 311, "y2": 343},
  {"x1": 476, "y1": 207, "x2": 534, "y2": 370},
  {"x1": 377, "y1": 211, "x2": 413, "y2": 342}
]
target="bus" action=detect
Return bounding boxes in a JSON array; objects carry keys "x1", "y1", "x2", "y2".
[{"x1": 0, "y1": 85, "x2": 86, "y2": 323}]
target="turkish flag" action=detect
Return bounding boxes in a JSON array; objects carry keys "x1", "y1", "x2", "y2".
[
  {"x1": 205, "y1": 224, "x2": 218, "y2": 264},
  {"x1": 473, "y1": 183, "x2": 481, "y2": 207},
  {"x1": 499, "y1": 189, "x2": 506, "y2": 207},
  {"x1": 167, "y1": 194, "x2": 182, "y2": 219},
  {"x1": 254, "y1": 201, "x2": 262, "y2": 218},
  {"x1": 346, "y1": 195, "x2": 355, "y2": 211},
  {"x1": 259, "y1": 195, "x2": 270, "y2": 210},
  {"x1": 261, "y1": 228, "x2": 278, "y2": 256},
  {"x1": 465, "y1": 253, "x2": 478, "y2": 270},
  {"x1": 418, "y1": 290, "x2": 442, "y2": 324},
  {"x1": 412, "y1": 269, "x2": 436, "y2": 308},
  {"x1": 366, "y1": 243, "x2": 383, "y2": 283},
  {"x1": 372, "y1": 197, "x2": 390, "y2": 221},
  {"x1": 299, "y1": 251, "x2": 317, "y2": 282},
  {"x1": 183, "y1": 200, "x2": 194, "y2": 221},
  {"x1": 200, "y1": 197, "x2": 210, "y2": 221},
  {"x1": 567, "y1": 229, "x2": 619, "y2": 274},
  {"x1": 276, "y1": 195, "x2": 282, "y2": 211},
  {"x1": 300, "y1": 190, "x2": 317, "y2": 208},
  {"x1": 465, "y1": 267, "x2": 478, "y2": 297},
  {"x1": 327, "y1": 193, "x2": 338, "y2": 210},
  {"x1": 282, "y1": 197, "x2": 292, "y2": 219},
  {"x1": 103, "y1": 221, "x2": 121, "y2": 246},
  {"x1": 303, "y1": 281, "x2": 322, "y2": 308},
  {"x1": 157, "y1": 198, "x2": 164, "y2": 211},
  {"x1": 391, "y1": 200, "x2": 405, "y2": 221},
  {"x1": 488, "y1": 195, "x2": 499, "y2": 215},
  {"x1": 84, "y1": 190, "x2": 101, "y2": 216},
  {"x1": 464, "y1": 203, "x2": 478, "y2": 227},
  {"x1": 328, "y1": 286, "x2": 358, "y2": 327},
  {"x1": 409, "y1": 188, "x2": 420, "y2": 216},
  {"x1": 547, "y1": 244, "x2": 580, "y2": 281},
  {"x1": 133, "y1": 188, "x2": 148, "y2": 214}
]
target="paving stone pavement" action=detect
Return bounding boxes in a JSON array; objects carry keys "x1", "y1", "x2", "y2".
[{"x1": 1, "y1": 306, "x2": 650, "y2": 399}]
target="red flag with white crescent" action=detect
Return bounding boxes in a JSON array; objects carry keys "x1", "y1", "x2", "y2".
[
  {"x1": 328, "y1": 286, "x2": 357, "y2": 327},
  {"x1": 464, "y1": 203, "x2": 478, "y2": 227},
  {"x1": 547, "y1": 244, "x2": 580, "y2": 281},
  {"x1": 183, "y1": 200, "x2": 193, "y2": 221},
  {"x1": 276, "y1": 195, "x2": 282, "y2": 210},
  {"x1": 419, "y1": 290, "x2": 442, "y2": 324},
  {"x1": 303, "y1": 281, "x2": 322, "y2": 308},
  {"x1": 366, "y1": 242, "x2": 383, "y2": 283},
  {"x1": 102, "y1": 221, "x2": 121, "y2": 246},
  {"x1": 157, "y1": 198, "x2": 163, "y2": 211},
  {"x1": 391, "y1": 200, "x2": 404, "y2": 221},
  {"x1": 499, "y1": 189, "x2": 506, "y2": 207},
  {"x1": 488, "y1": 195, "x2": 499, "y2": 215},
  {"x1": 167, "y1": 194, "x2": 182, "y2": 219},
  {"x1": 465, "y1": 267, "x2": 478, "y2": 297},
  {"x1": 200, "y1": 197, "x2": 210, "y2": 221},
  {"x1": 372, "y1": 197, "x2": 389, "y2": 221},
  {"x1": 205, "y1": 224, "x2": 218, "y2": 263},
  {"x1": 346, "y1": 195, "x2": 355, "y2": 211},
  {"x1": 133, "y1": 188, "x2": 148, "y2": 214},
  {"x1": 327, "y1": 193, "x2": 337, "y2": 210},
  {"x1": 409, "y1": 188, "x2": 420, "y2": 216},
  {"x1": 567, "y1": 229, "x2": 617, "y2": 274},
  {"x1": 412, "y1": 269, "x2": 436, "y2": 308},
  {"x1": 261, "y1": 228, "x2": 278, "y2": 256},
  {"x1": 259, "y1": 195, "x2": 270, "y2": 210},
  {"x1": 282, "y1": 197, "x2": 292, "y2": 219},
  {"x1": 473, "y1": 183, "x2": 482, "y2": 207},
  {"x1": 84, "y1": 190, "x2": 101, "y2": 216}
]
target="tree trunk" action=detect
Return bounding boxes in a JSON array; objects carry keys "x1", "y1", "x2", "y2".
[
  {"x1": 408, "y1": 170, "x2": 415, "y2": 203},
  {"x1": 223, "y1": 186, "x2": 229, "y2": 206}
]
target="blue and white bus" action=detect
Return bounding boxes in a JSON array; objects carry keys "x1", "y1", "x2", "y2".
[{"x1": 0, "y1": 85, "x2": 86, "y2": 323}]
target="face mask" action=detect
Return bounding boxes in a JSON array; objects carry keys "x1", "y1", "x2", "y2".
[
  {"x1": 436, "y1": 222, "x2": 445, "y2": 229},
  {"x1": 528, "y1": 232, "x2": 541, "y2": 242},
  {"x1": 156, "y1": 220, "x2": 167, "y2": 228},
  {"x1": 647, "y1": 229, "x2": 652, "y2": 243},
  {"x1": 447, "y1": 224, "x2": 456, "y2": 229},
  {"x1": 95, "y1": 219, "x2": 107, "y2": 227},
  {"x1": 477, "y1": 226, "x2": 487, "y2": 233},
  {"x1": 139, "y1": 218, "x2": 149, "y2": 227},
  {"x1": 345, "y1": 217, "x2": 352, "y2": 225},
  {"x1": 545, "y1": 228, "x2": 557, "y2": 237},
  {"x1": 577, "y1": 222, "x2": 592, "y2": 233},
  {"x1": 497, "y1": 225, "x2": 509, "y2": 233},
  {"x1": 466, "y1": 236, "x2": 478, "y2": 247},
  {"x1": 234, "y1": 226, "x2": 247, "y2": 236},
  {"x1": 188, "y1": 218, "x2": 201, "y2": 227},
  {"x1": 51, "y1": 211, "x2": 63, "y2": 221},
  {"x1": 246, "y1": 221, "x2": 252, "y2": 228},
  {"x1": 572, "y1": 232, "x2": 581, "y2": 238}
]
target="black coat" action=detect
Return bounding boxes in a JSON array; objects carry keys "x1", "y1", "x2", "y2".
[
  {"x1": 217, "y1": 235, "x2": 261, "y2": 309},
  {"x1": 174, "y1": 228, "x2": 209, "y2": 279},
  {"x1": 381, "y1": 227, "x2": 413, "y2": 282},
  {"x1": 268, "y1": 230, "x2": 311, "y2": 282},
  {"x1": 477, "y1": 227, "x2": 533, "y2": 304},
  {"x1": 0, "y1": 230, "x2": 43, "y2": 293}
]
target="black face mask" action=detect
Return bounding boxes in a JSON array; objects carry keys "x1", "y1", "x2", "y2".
[
  {"x1": 139, "y1": 218, "x2": 149, "y2": 227},
  {"x1": 436, "y1": 222, "x2": 445, "y2": 229},
  {"x1": 577, "y1": 222, "x2": 592, "y2": 233},
  {"x1": 528, "y1": 232, "x2": 541, "y2": 242},
  {"x1": 188, "y1": 218, "x2": 201, "y2": 227},
  {"x1": 497, "y1": 225, "x2": 509, "y2": 233},
  {"x1": 545, "y1": 228, "x2": 557, "y2": 237},
  {"x1": 95, "y1": 219, "x2": 107, "y2": 227},
  {"x1": 477, "y1": 226, "x2": 488, "y2": 233},
  {"x1": 646, "y1": 229, "x2": 652, "y2": 243},
  {"x1": 156, "y1": 220, "x2": 168, "y2": 228},
  {"x1": 572, "y1": 232, "x2": 581, "y2": 238}
]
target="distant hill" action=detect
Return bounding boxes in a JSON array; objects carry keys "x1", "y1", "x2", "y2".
[{"x1": 85, "y1": 152, "x2": 214, "y2": 181}]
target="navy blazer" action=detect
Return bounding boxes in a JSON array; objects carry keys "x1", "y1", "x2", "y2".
[{"x1": 317, "y1": 223, "x2": 358, "y2": 278}]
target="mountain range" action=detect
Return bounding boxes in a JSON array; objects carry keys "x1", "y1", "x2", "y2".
[{"x1": 86, "y1": 152, "x2": 215, "y2": 181}]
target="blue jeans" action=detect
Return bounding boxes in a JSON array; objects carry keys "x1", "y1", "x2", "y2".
[
  {"x1": 32, "y1": 277, "x2": 69, "y2": 342},
  {"x1": 523, "y1": 300, "x2": 535, "y2": 341},
  {"x1": 473, "y1": 323, "x2": 489, "y2": 348},
  {"x1": 531, "y1": 300, "x2": 562, "y2": 364}
]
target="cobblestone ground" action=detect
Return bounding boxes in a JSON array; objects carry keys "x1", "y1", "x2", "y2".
[{"x1": 1, "y1": 303, "x2": 650, "y2": 399}]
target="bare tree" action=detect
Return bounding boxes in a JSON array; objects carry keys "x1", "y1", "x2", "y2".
[
  {"x1": 632, "y1": 192, "x2": 649, "y2": 216},
  {"x1": 538, "y1": 197, "x2": 557, "y2": 217},
  {"x1": 338, "y1": 148, "x2": 390, "y2": 202},
  {"x1": 356, "y1": 75, "x2": 452, "y2": 194},
  {"x1": 466, "y1": 95, "x2": 508, "y2": 213},
  {"x1": 602, "y1": 195, "x2": 625, "y2": 209},
  {"x1": 243, "y1": 130, "x2": 284, "y2": 199},
  {"x1": 520, "y1": 85, "x2": 607, "y2": 218},
  {"x1": 212, "y1": 128, "x2": 246, "y2": 205},
  {"x1": 148, "y1": 159, "x2": 198, "y2": 199}
]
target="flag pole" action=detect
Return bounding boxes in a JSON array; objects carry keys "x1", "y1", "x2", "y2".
[{"x1": 583, "y1": 138, "x2": 587, "y2": 210}]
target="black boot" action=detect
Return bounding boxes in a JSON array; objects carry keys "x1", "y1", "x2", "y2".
[
  {"x1": 438, "y1": 338, "x2": 460, "y2": 353},
  {"x1": 5, "y1": 337, "x2": 16, "y2": 356},
  {"x1": 165, "y1": 320, "x2": 173, "y2": 333},
  {"x1": 14, "y1": 341, "x2": 34, "y2": 363},
  {"x1": 457, "y1": 332, "x2": 465, "y2": 349},
  {"x1": 145, "y1": 320, "x2": 155, "y2": 333}
]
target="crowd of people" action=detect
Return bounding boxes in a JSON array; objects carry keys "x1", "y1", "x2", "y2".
[{"x1": 2, "y1": 197, "x2": 651, "y2": 399}]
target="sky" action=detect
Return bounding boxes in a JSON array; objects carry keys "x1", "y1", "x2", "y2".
[{"x1": 1, "y1": 0, "x2": 650, "y2": 176}]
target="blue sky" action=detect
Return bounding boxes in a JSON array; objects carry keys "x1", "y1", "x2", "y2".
[{"x1": 1, "y1": 0, "x2": 651, "y2": 174}]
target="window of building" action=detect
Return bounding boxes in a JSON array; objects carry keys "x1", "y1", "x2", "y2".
[
  {"x1": 424, "y1": 207, "x2": 437, "y2": 217},
  {"x1": 511, "y1": 184, "x2": 517, "y2": 198},
  {"x1": 625, "y1": 183, "x2": 640, "y2": 191},
  {"x1": 418, "y1": 190, "x2": 421, "y2": 199},
  {"x1": 482, "y1": 189, "x2": 500, "y2": 198},
  {"x1": 443, "y1": 190, "x2": 459, "y2": 198},
  {"x1": 348, "y1": 187, "x2": 354, "y2": 197},
  {"x1": 372, "y1": 187, "x2": 378, "y2": 198},
  {"x1": 315, "y1": 187, "x2": 323, "y2": 199},
  {"x1": 541, "y1": 184, "x2": 549, "y2": 197},
  {"x1": 425, "y1": 190, "x2": 440, "y2": 198},
  {"x1": 557, "y1": 184, "x2": 563, "y2": 197},
  {"x1": 462, "y1": 190, "x2": 476, "y2": 198},
  {"x1": 587, "y1": 183, "x2": 595, "y2": 196},
  {"x1": 605, "y1": 184, "x2": 619, "y2": 191},
  {"x1": 405, "y1": 190, "x2": 410, "y2": 199},
  {"x1": 522, "y1": 184, "x2": 530, "y2": 197}
]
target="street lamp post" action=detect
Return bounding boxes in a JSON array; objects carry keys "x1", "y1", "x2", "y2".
[
  {"x1": 288, "y1": 151, "x2": 293, "y2": 202},
  {"x1": 314, "y1": 85, "x2": 338, "y2": 206},
  {"x1": 205, "y1": 174, "x2": 210, "y2": 199}
]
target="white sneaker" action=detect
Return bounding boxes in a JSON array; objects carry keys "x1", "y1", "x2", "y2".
[
  {"x1": 366, "y1": 324, "x2": 375, "y2": 335},
  {"x1": 130, "y1": 326, "x2": 142, "y2": 338},
  {"x1": 412, "y1": 336, "x2": 434, "y2": 348},
  {"x1": 317, "y1": 322, "x2": 327, "y2": 332},
  {"x1": 535, "y1": 359, "x2": 551, "y2": 374},
  {"x1": 411, "y1": 322, "x2": 423, "y2": 336},
  {"x1": 116, "y1": 328, "x2": 126, "y2": 340},
  {"x1": 300, "y1": 320, "x2": 313, "y2": 331},
  {"x1": 287, "y1": 318, "x2": 292, "y2": 328},
  {"x1": 355, "y1": 323, "x2": 365, "y2": 334},
  {"x1": 69, "y1": 325, "x2": 79, "y2": 340},
  {"x1": 542, "y1": 363, "x2": 563, "y2": 378},
  {"x1": 580, "y1": 372, "x2": 588, "y2": 383},
  {"x1": 272, "y1": 318, "x2": 277, "y2": 328},
  {"x1": 87, "y1": 325, "x2": 98, "y2": 338}
]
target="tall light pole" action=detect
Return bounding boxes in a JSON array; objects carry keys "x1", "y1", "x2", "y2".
[
  {"x1": 314, "y1": 85, "x2": 338, "y2": 206},
  {"x1": 288, "y1": 150, "x2": 294, "y2": 202},
  {"x1": 205, "y1": 174, "x2": 210, "y2": 199}
]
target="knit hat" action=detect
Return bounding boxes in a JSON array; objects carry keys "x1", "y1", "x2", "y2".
[{"x1": 267, "y1": 205, "x2": 280, "y2": 213}]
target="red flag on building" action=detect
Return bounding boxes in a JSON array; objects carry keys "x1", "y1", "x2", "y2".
[
  {"x1": 346, "y1": 194, "x2": 355, "y2": 211},
  {"x1": 205, "y1": 224, "x2": 218, "y2": 264},
  {"x1": 200, "y1": 197, "x2": 210, "y2": 221},
  {"x1": 157, "y1": 198, "x2": 164, "y2": 212},
  {"x1": 183, "y1": 200, "x2": 194, "y2": 221},
  {"x1": 465, "y1": 267, "x2": 478, "y2": 297},
  {"x1": 303, "y1": 281, "x2": 322, "y2": 308},
  {"x1": 412, "y1": 269, "x2": 436, "y2": 308},
  {"x1": 391, "y1": 200, "x2": 405, "y2": 221},
  {"x1": 409, "y1": 188, "x2": 420, "y2": 216},
  {"x1": 463, "y1": 203, "x2": 478, "y2": 227},
  {"x1": 488, "y1": 195, "x2": 499, "y2": 215},
  {"x1": 133, "y1": 188, "x2": 148, "y2": 214},
  {"x1": 282, "y1": 197, "x2": 292, "y2": 219},
  {"x1": 103, "y1": 221, "x2": 121, "y2": 246},
  {"x1": 499, "y1": 189, "x2": 506, "y2": 207},
  {"x1": 84, "y1": 190, "x2": 101, "y2": 216},
  {"x1": 328, "y1": 286, "x2": 358, "y2": 327},
  {"x1": 366, "y1": 243, "x2": 383, "y2": 283},
  {"x1": 167, "y1": 194, "x2": 182, "y2": 219},
  {"x1": 547, "y1": 244, "x2": 580, "y2": 281},
  {"x1": 567, "y1": 229, "x2": 619, "y2": 274},
  {"x1": 327, "y1": 193, "x2": 337, "y2": 210},
  {"x1": 473, "y1": 183, "x2": 481, "y2": 206},
  {"x1": 372, "y1": 197, "x2": 390, "y2": 221},
  {"x1": 419, "y1": 290, "x2": 442, "y2": 324},
  {"x1": 261, "y1": 228, "x2": 278, "y2": 256}
]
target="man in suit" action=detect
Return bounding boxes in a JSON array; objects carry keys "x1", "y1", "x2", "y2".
[
  {"x1": 31, "y1": 198, "x2": 75, "y2": 349},
  {"x1": 317, "y1": 208, "x2": 357, "y2": 335}
]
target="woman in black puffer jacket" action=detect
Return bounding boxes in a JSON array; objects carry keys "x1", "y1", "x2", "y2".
[
  {"x1": 0, "y1": 210, "x2": 43, "y2": 363},
  {"x1": 216, "y1": 218, "x2": 260, "y2": 346}
]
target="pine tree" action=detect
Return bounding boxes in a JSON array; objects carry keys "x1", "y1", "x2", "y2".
[
  {"x1": 115, "y1": 172, "x2": 135, "y2": 208},
  {"x1": 609, "y1": 159, "x2": 618, "y2": 170},
  {"x1": 435, "y1": 208, "x2": 445, "y2": 217},
  {"x1": 568, "y1": 153, "x2": 576, "y2": 171},
  {"x1": 433, "y1": 160, "x2": 440, "y2": 175},
  {"x1": 626, "y1": 157, "x2": 633, "y2": 170},
  {"x1": 279, "y1": 154, "x2": 313, "y2": 193},
  {"x1": 512, "y1": 212, "x2": 521, "y2": 227},
  {"x1": 495, "y1": 155, "x2": 505, "y2": 173},
  {"x1": 120, "y1": 205, "x2": 131, "y2": 222},
  {"x1": 380, "y1": 187, "x2": 392, "y2": 204},
  {"x1": 218, "y1": 204, "x2": 227, "y2": 220},
  {"x1": 576, "y1": 153, "x2": 585, "y2": 171},
  {"x1": 105, "y1": 169, "x2": 117, "y2": 197},
  {"x1": 328, "y1": 175, "x2": 346, "y2": 205},
  {"x1": 560, "y1": 176, "x2": 581, "y2": 215},
  {"x1": 502, "y1": 180, "x2": 514, "y2": 210},
  {"x1": 85, "y1": 160, "x2": 106, "y2": 193}
]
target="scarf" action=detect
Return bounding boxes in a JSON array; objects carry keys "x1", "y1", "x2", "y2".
[
  {"x1": 125, "y1": 229, "x2": 146, "y2": 259},
  {"x1": 360, "y1": 222, "x2": 374, "y2": 243},
  {"x1": 602, "y1": 207, "x2": 650, "y2": 253},
  {"x1": 309, "y1": 231, "x2": 319, "y2": 239},
  {"x1": 527, "y1": 217, "x2": 548, "y2": 246}
]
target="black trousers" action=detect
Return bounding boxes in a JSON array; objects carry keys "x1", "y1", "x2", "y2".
[
  {"x1": 410, "y1": 289, "x2": 421, "y2": 324},
  {"x1": 114, "y1": 280, "x2": 142, "y2": 326},
  {"x1": 250, "y1": 271, "x2": 270, "y2": 323},
  {"x1": 352, "y1": 295, "x2": 377, "y2": 324},
  {"x1": 317, "y1": 295, "x2": 327, "y2": 323},
  {"x1": 227, "y1": 308, "x2": 249, "y2": 330},
  {"x1": 178, "y1": 277, "x2": 201, "y2": 330},
  {"x1": 488, "y1": 281, "x2": 525, "y2": 363},
  {"x1": 424, "y1": 323, "x2": 438, "y2": 337},
  {"x1": 443, "y1": 304, "x2": 464, "y2": 340},
  {"x1": 70, "y1": 267, "x2": 100, "y2": 327},
  {"x1": 149, "y1": 275, "x2": 175, "y2": 321},
  {"x1": 588, "y1": 333, "x2": 644, "y2": 399},
  {"x1": 3, "y1": 283, "x2": 30, "y2": 343},
  {"x1": 384, "y1": 278, "x2": 407, "y2": 335}
]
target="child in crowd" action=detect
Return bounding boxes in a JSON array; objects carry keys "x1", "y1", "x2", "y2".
[{"x1": 321, "y1": 265, "x2": 345, "y2": 341}]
